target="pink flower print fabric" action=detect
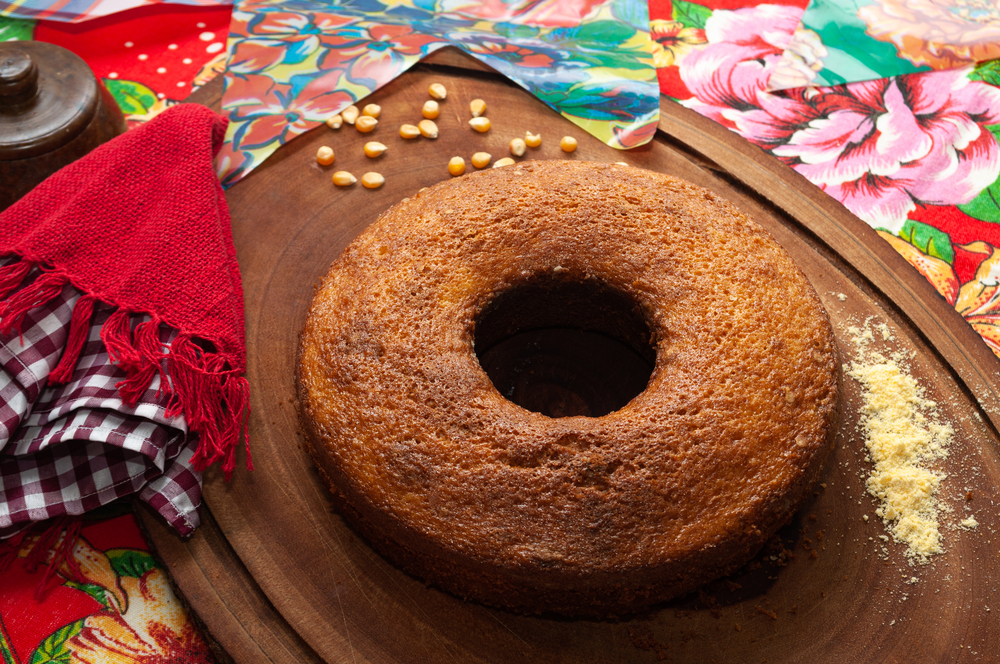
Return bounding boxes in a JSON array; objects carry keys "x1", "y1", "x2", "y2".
[{"x1": 677, "y1": 3, "x2": 1000, "y2": 233}]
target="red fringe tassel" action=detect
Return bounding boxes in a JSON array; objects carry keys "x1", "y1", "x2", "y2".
[
  {"x1": 0, "y1": 517, "x2": 84, "y2": 601},
  {"x1": 24, "y1": 518, "x2": 84, "y2": 601},
  {"x1": 0, "y1": 260, "x2": 31, "y2": 300},
  {"x1": 101, "y1": 308, "x2": 143, "y2": 373},
  {"x1": 166, "y1": 335, "x2": 252, "y2": 478},
  {"x1": 0, "y1": 258, "x2": 251, "y2": 483},
  {"x1": 48, "y1": 293, "x2": 96, "y2": 384},
  {"x1": 0, "y1": 526, "x2": 32, "y2": 574},
  {"x1": 114, "y1": 317, "x2": 165, "y2": 404},
  {"x1": 0, "y1": 270, "x2": 67, "y2": 338}
]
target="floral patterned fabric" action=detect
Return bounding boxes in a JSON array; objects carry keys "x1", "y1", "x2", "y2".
[
  {"x1": 651, "y1": 0, "x2": 1000, "y2": 356},
  {"x1": 771, "y1": 0, "x2": 1000, "y2": 91},
  {"x1": 217, "y1": 0, "x2": 660, "y2": 186},
  {"x1": 0, "y1": 0, "x2": 228, "y2": 23},
  {"x1": 2, "y1": 4, "x2": 231, "y2": 127},
  {"x1": 0, "y1": 506, "x2": 215, "y2": 663}
]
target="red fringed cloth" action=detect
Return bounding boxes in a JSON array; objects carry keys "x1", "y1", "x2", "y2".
[{"x1": 0, "y1": 104, "x2": 249, "y2": 540}]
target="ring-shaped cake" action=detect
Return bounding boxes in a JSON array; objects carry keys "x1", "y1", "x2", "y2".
[{"x1": 297, "y1": 160, "x2": 840, "y2": 616}]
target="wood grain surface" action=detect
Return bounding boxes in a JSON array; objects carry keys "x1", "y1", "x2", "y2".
[{"x1": 141, "y1": 51, "x2": 1000, "y2": 663}]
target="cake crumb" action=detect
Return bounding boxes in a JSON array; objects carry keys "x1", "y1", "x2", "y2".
[
  {"x1": 960, "y1": 516, "x2": 979, "y2": 530},
  {"x1": 845, "y1": 318, "x2": 953, "y2": 563},
  {"x1": 837, "y1": 293, "x2": 847, "y2": 301},
  {"x1": 755, "y1": 605, "x2": 778, "y2": 620}
]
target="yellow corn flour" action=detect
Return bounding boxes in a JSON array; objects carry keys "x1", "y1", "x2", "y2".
[{"x1": 845, "y1": 320, "x2": 953, "y2": 562}]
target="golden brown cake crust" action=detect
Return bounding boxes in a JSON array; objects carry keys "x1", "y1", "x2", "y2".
[{"x1": 297, "y1": 160, "x2": 840, "y2": 616}]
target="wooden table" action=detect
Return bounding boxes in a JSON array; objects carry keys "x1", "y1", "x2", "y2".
[{"x1": 140, "y1": 49, "x2": 1000, "y2": 663}]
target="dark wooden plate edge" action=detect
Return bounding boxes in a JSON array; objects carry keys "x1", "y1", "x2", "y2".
[
  {"x1": 137, "y1": 499, "x2": 324, "y2": 664},
  {"x1": 656, "y1": 100, "x2": 1000, "y2": 442}
]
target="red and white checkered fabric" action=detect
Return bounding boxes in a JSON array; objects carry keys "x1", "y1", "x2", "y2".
[{"x1": 0, "y1": 265, "x2": 202, "y2": 539}]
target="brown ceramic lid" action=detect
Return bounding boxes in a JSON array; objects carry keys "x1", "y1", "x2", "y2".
[{"x1": 0, "y1": 41, "x2": 99, "y2": 161}]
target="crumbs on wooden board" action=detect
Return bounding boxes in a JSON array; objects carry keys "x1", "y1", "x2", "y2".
[{"x1": 843, "y1": 317, "x2": 954, "y2": 564}]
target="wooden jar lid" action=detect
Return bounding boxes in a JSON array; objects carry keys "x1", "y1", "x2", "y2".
[{"x1": 0, "y1": 41, "x2": 100, "y2": 161}]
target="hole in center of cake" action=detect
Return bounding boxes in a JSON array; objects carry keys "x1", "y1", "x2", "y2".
[{"x1": 473, "y1": 275, "x2": 655, "y2": 418}]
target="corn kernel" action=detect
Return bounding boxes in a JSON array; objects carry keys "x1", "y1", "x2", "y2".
[
  {"x1": 471, "y1": 152, "x2": 491, "y2": 168},
  {"x1": 493, "y1": 157, "x2": 515, "y2": 168},
  {"x1": 428, "y1": 83, "x2": 447, "y2": 100},
  {"x1": 362, "y1": 103, "x2": 381, "y2": 118},
  {"x1": 332, "y1": 171, "x2": 356, "y2": 186},
  {"x1": 364, "y1": 141, "x2": 387, "y2": 158},
  {"x1": 509, "y1": 138, "x2": 526, "y2": 157},
  {"x1": 316, "y1": 146, "x2": 335, "y2": 166},
  {"x1": 422, "y1": 100, "x2": 440, "y2": 119},
  {"x1": 448, "y1": 157, "x2": 466, "y2": 176},
  {"x1": 326, "y1": 114, "x2": 343, "y2": 130},
  {"x1": 399, "y1": 124, "x2": 420, "y2": 139},
  {"x1": 525, "y1": 131, "x2": 541, "y2": 148},
  {"x1": 356, "y1": 116, "x2": 378, "y2": 133},
  {"x1": 418, "y1": 119, "x2": 438, "y2": 139},
  {"x1": 560, "y1": 136, "x2": 578, "y2": 152},
  {"x1": 361, "y1": 172, "x2": 384, "y2": 189},
  {"x1": 470, "y1": 99, "x2": 486, "y2": 117},
  {"x1": 468, "y1": 117, "x2": 490, "y2": 133},
  {"x1": 342, "y1": 105, "x2": 359, "y2": 125}
]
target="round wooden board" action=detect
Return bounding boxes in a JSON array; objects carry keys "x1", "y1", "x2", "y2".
[{"x1": 141, "y1": 53, "x2": 1000, "y2": 663}]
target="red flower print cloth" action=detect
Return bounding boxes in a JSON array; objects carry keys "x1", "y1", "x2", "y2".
[
  {"x1": 0, "y1": 508, "x2": 216, "y2": 663},
  {"x1": 0, "y1": 103, "x2": 249, "y2": 538},
  {"x1": 30, "y1": 3, "x2": 233, "y2": 125}
]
